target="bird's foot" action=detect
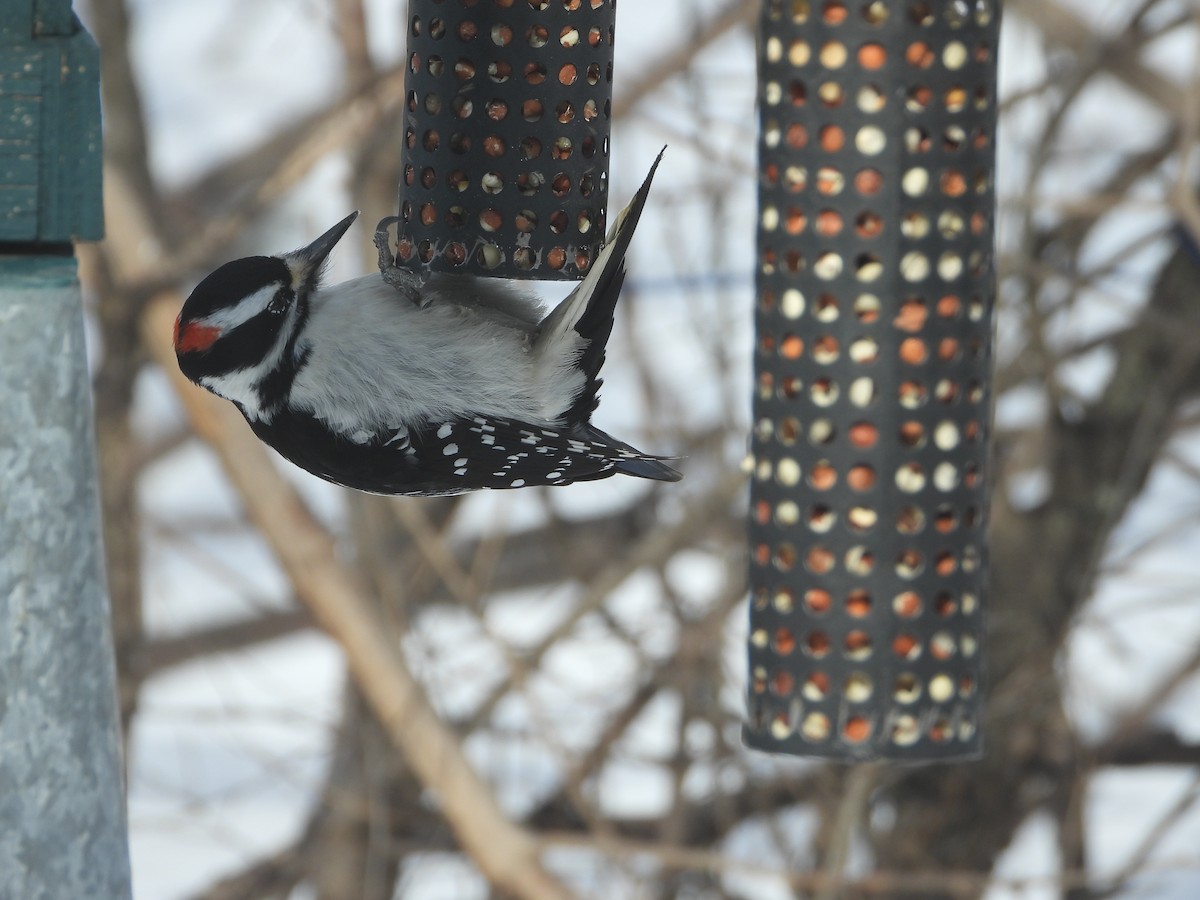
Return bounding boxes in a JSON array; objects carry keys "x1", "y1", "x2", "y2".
[
  {"x1": 373, "y1": 215, "x2": 402, "y2": 277},
  {"x1": 373, "y1": 217, "x2": 428, "y2": 308}
]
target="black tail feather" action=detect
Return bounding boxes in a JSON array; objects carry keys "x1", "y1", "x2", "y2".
[
  {"x1": 565, "y1": 148, "x2": 666, "y2": 425},
  {"x1": 583, "y1": 424, "x2": 682, "y2": 483},
  {"x1": 615, "y1": 455, "x2": 683, "y2": 483}
]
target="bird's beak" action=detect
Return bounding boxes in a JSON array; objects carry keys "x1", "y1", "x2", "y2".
[{"x1": 285, "y1": 211, "x2": 359, "y2": 292}]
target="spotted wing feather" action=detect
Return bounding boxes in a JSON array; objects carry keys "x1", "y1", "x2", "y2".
[
  {"x1": 249, "y1": 410, "x2": 678, "y2": 497},
  {"x1": 404, "y1": 416, "x2": 680, "y2": 492}
]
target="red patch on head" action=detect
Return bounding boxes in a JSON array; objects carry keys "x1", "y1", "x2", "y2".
[{"x1": 174, "y1": 316, "x2": 222, "y2": 353}]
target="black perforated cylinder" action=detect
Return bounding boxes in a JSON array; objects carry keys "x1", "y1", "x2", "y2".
[
  {"x1": 396, "y1": 0, "x2": 615, "y2": 280},
  {"x1": 744, "y1": 0, "x2": 999, "y2": 761}
]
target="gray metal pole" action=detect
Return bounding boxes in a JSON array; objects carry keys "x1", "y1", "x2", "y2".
[
  {"x1": 0, "y1": 3, "x2": 132, "y2": 898},
  {"x1": 0, "y1": 258, "x2": 133, "y2": 900}
]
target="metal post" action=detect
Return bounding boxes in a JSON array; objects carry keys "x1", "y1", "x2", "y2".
[{"x1": 0, "y1": 4, "x2": 132, "y2": 898}]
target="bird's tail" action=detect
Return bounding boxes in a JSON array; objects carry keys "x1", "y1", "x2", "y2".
[
  {"x1": 536, "y1": 149, "x2": 665, "y2": 426},
  {"x1": 581, "y1": 425, "x2": 683, "y2": 483},
  {"x1": 616, "y1": 454, "x2": 684, "y2": 483}
]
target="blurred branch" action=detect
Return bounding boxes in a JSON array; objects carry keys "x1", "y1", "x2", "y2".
[
  {"x1": 1009, "y1": 0, "x2": 1181, "y2": 113},
  {"x1": 306, "y1": 686, "x2": 412, "y2": 900},
  {"x1": 1094, "y1": 640, "x2": 1200, "y2": 759},
  {"x1": 114, "y1": 65, "x2": 407, "y2": 297},
  {"x1": 134, "y1": 608, "x2": 313, "y2": 678},
  {"x1": 89, "y1": 0, "x2": 171, "y2": 246},
  {"x1": 529, "y1": 768, "x2": 826, "y2": 848},
  {"x1": 1093, "y1": 772, "x2": 1200, "y2": 899},
  {"x1": 389, "y1": 499, "x2": 482, "y2": 606},
  {"x1": 142, "y1": 297, "x2": 573, "y2": 900},
  {"x1": 134, "y1": 428, "x2": 193, "y2": 470},
  {"x1": 186, "y1": 840, "x2": 308, "y2": 900},
  {"x1": 1098, "y1": 728, "x2": 1200, "y2": 767},
  {"x1": 816, "y1": 764, "x2": 879, "y2": 900},
  {"x1": 87, "y1": 0, "x2": 163, "y2": 739},
  {"x1": 545, "y1": 834, "x2": 1200, "y2": 897},
  {"x1": 467, "y1": 470, "x2": 745, "y2": 726},
  {"x1": 334, "y1": 0, "x2": 375, "y2": 90},
  {"x1": 135, "y1": 496, "x2": 739, "y2": 681},
  {"x1": 994, "y1": 129, "x2": 1177, "y2": 415},
  {"x1": 611, "y1": 0, "x2": 757, "y2": 120}
]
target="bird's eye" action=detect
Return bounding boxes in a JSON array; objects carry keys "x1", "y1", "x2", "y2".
[{"x1": 267, "y1": 289, "x2": 292, "y2": 315}]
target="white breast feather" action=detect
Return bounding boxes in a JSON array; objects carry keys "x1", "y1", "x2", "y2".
[{"x1": 289, "y1": 275, "x2": 586, "y2": 436}]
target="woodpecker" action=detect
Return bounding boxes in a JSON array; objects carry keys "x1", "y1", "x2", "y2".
[{"x1": 173, "y1": 152, "x2": 680, "y2": 496}]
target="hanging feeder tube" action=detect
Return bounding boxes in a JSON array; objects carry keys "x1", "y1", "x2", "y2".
[
  {"x1": 745, "y1": 0, "x2": 1000, "y2": 761},
  {"x1": 395, "y1": 0, "x2": 615, "y2": 280}
]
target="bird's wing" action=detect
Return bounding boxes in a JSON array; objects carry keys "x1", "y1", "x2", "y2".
[
  {"x1": 402, "y1": 415, "x2": 645, "y2": 490},
  {"x1": 251, "y1": 408, "x2": 678, "y2": 495}
]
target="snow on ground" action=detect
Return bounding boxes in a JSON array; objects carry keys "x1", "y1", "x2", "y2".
[{"x1": 68, "y1": 0, "x2": 1200, "y2": 895}]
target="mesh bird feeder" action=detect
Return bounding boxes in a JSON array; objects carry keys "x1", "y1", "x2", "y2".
[
  {"x1": 745, "y1": 0, "x2": 999, "y2": 761},
  {"x1": 396, "y1": 0, "x2": 615, "y2": 280}
]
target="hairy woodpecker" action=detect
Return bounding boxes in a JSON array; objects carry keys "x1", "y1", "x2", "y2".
[{"x1": 173, "y1": 153, "x2": 680, "y2": 496}]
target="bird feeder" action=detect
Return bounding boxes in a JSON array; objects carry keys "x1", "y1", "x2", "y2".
[
  {"x1": 395, "y1": 0, "x2": 615, "y2": 280},
  {"x1": 0, "y1": 4, "x2": 131, "y2": 896},
  {"x1": 745, "y1": 0, "x2": 999, "y2": 760}
]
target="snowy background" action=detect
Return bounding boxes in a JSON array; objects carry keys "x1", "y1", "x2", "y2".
[{"x1": 68, "y1": 0, "x2": 1200, "y2": 896}]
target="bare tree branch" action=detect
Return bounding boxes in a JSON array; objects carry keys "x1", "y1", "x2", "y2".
[
  {"x1": 142, "y1": 297, "x2": 574, "y2": 900},
  {"x1": 612, "y1": 0, "x2": 757, "y2": 120},
  {"x1": 134, "y1": 609, "x2": 313, "y2": 678},
  {"x1": 1009, "y1": 0, "x2": 1181, "y2": 114}
]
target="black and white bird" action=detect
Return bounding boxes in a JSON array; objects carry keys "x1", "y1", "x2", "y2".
[{"x1": 173, "y1": 153, "x2": 680, "y2": 496}]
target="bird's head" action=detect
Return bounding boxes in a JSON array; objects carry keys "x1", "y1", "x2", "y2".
[{"x1": 174, "y1": 211, "x2": 358, "y2": 417}]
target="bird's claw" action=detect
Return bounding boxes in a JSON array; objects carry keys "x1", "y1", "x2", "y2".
[
  {"x1": 374, "y1": 216, "x2": 427, "y2": 309},
  {"x1": 374, "y1": 215, "x2": 402, "y2": 273}
]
